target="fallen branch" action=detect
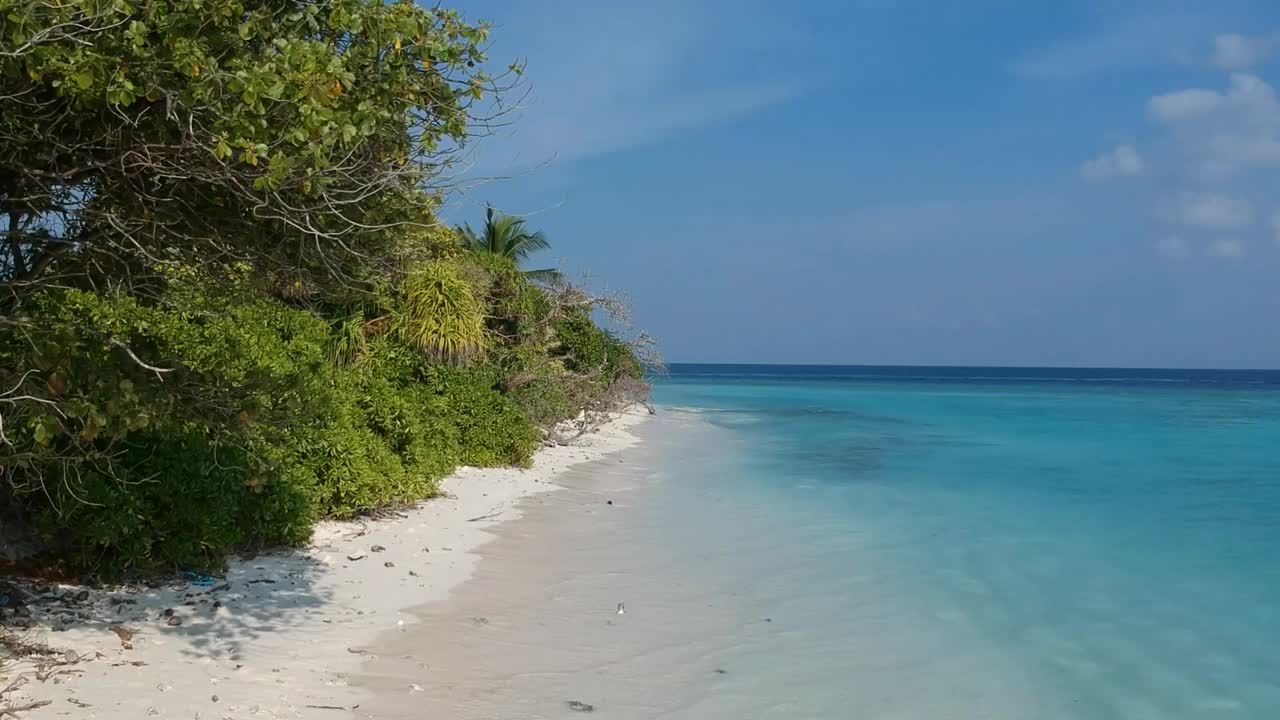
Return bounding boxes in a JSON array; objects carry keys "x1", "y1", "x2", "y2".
[
  {"x1": 467, "y1": 506, "x2": 505, "y2": 523},
  {"x1": 1, "y1": 628, "x2": 89, "y2": 717},
  {"x1": 0, "y1": 678, "x2": 25, "y2": 703},
  {"x1": 0, "y1": 677, "x2": 50, "y2": 718},
  {"x1": 0, "y1": 700, "x2": 52, "y2": 717}
]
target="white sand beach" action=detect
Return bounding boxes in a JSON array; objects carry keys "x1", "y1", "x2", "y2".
[{"x1": 6, "y1": 412, "x2": 648, "y2": 719}]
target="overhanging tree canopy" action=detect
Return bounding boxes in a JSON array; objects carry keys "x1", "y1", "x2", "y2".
[{"x1": 0, "y1": 0, "x2": 515, "y2": 302}]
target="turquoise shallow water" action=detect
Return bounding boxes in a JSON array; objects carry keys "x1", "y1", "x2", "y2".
[{"x1": 650, "y1": 365, "x2": 1280, "y2": 718}]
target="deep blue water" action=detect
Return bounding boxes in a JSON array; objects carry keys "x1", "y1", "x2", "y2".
[
  {"x1": 666, "y1": 363, "x2": 1280, "y2": 386},
  {"x1": 648, "y1": 364, "x2": 1280, "y2": 718}
]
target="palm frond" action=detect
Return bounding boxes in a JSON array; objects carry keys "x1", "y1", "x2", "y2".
[
  {"x1": 457, "y1": 223, "x2": 483, "y2": 253},
  {"x1": 464, "y1": 206, "x2": 559, "y2": 273},
  {"x1": 508, "y1": 229, "x2": 550, "y2": 262},
  {"x1": 522, "y1": 267, "x2": 564, "y2": 284}
]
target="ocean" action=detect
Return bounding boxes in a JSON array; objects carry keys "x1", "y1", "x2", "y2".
[
  {"x1": 363, "y1": 364, "x2": 1280, "y2": 719},
  {"x1": 644, "y1": 364, "x2": 1280, "y2": 718}
]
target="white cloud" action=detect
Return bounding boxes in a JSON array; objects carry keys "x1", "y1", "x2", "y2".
[
  {"x1": 1155, "y1": 236, "x2": 1190, "y2": 260},
  {"x1": 1147, "y1": 88, "x2": 1224, "y2": 121},
  {"x1": 1213, "y1": 33, "x2": 1275, "y2": 70},
  {"x1": 1147, "y1": 74, "x2": 1280, "y2": 179},
  {"x1": 1180, "y1": 194, "x2": 1254, "y2": 229},
  {"x1": 1080, "y1": 35, "x2": 1280, "y2": 263},
  {"x1": 1207, "y1": 238, "x2": 1247, "y2": 258},
  {"x1": 1080, "y1": 144, "x2": 1144, "y2": 180},
  {"x1": 1147, "y1": 74, "x2": 1280, "y2": 123}
]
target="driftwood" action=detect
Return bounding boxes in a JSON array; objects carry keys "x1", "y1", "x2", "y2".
[
  {"x1": 0, "y1": 699, "x2": 52, "y2": 718},
  {"x1": 1, "y1": 629, "x2": 87, "y2": 717}
]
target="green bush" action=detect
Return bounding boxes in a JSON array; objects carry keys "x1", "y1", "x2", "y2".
[
  {"x1": 1, "y1": 268, "x2": 543, "y2": 573},
  {"x1": 510, "y1": 380, "x2": 577, "y2": 428},
  {"x1": 396, "y1": 261, "x2": 490, "y2": 365},
  {"x1": 423, "y1": 365, "x2": 541, "y2": 467},
  {"x1": 0, "y1": 0, "x2": 653, "y2": 579},
  {"x1": 603, "y1": 332, "x2": 645, "y2": 382},
  {"x1": 555, "y1": 310, "x2": 608, "y2": 372},
  {"x1": 38, "y1": 427, "x2": 315, "y2": 572},
  {"x1": 554, "y1": 310, "x2": 643, "y2": 381},
  {"x1": 2, "y1": 270, "x2": 335, "y2": 571}
]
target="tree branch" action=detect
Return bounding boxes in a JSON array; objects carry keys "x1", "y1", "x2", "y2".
[{"x1": 109, "y1": 339, "x2": 175, "y2": 380}]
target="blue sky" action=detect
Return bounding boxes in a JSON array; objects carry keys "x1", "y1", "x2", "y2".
[{"x1": 448, "y1": 0, "x2": 1280, "y2": 368}]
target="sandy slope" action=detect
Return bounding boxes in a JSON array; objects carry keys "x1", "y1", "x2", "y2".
[{"x1": 7, "y1": 412, "x2": 647, "y2": 719}]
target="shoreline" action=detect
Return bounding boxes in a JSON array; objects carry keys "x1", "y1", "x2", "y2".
[
  {"x1": 348, "y1": 407, "x2": 751, "y2": 720},
  {"x1": 7, "y1": 410, "x2": 649, "y2": 718}
]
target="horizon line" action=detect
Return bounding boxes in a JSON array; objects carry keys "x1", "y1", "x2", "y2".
[{"x1": 663, "y1": 362, "x2": 1280, "y2": 372}]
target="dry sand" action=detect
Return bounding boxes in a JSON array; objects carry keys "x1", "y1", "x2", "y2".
[
  {"x1": 348, "y1": 411, "x2": 751, "y2": 720},
  {"x1": 6, "y1": 411, "x2": 648, "y2": 719}
]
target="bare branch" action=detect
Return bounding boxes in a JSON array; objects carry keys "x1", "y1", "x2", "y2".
[{"x1": 108, "y1": 338, "x2": 174, "y2": 380}]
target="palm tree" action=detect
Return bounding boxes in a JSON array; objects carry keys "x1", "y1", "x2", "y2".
[{"x1": 459, "y1": 206, "x2": 563, "y2": 283}]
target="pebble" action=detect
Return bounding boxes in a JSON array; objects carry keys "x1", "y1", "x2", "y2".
[
  {"x1": 371, "y1": 545, "x2": 386, "y2": 553},
  {"x1": 384, "y1": 561, "x2": 395, "y2": 568},
  {"x1": 167, "y1": 616, "x2": 183, "y2": 627}
]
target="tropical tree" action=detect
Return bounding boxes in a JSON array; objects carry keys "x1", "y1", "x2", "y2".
[
  {"x1": 0, "y1": 0, "x2": 511, "y2": 304},
  {"x1": 459, "y1": 206, "x2": 562, "y2": 282}
]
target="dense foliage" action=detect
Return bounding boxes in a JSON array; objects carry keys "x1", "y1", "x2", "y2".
[
  {"x1": 1, "y1": 0, "x2": 503, "y2": 295},
  {"x1": 0, "y1": 0, "x2": 653, "y2": 575}
]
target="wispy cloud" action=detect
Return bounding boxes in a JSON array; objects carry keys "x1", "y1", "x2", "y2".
[
  {"x1": 1176, "y1": 194, "x2": 1255, "y2": 229},
  {"x1": 1213, "y1": 32, "x2": 1277, "y2": 70},
  {"x1": 1155, "y1": 236, "x2": 1191, "y2": 260},
  {"x1": 1010, "y1": 12, "x2": 1205, "y2": 79},
  {"x1": 462, "y1": 0, "x2": 807, "y2": 173},
  {"x1": 1208, "y1": 238, "x2": 1247, "y2": 258},
  {"x1": 489, "y1": 82, "x2": 800, "y2": 169},
  {"x1": 1081, "y1": 145, "x2": 1144, "y2": 180}
]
